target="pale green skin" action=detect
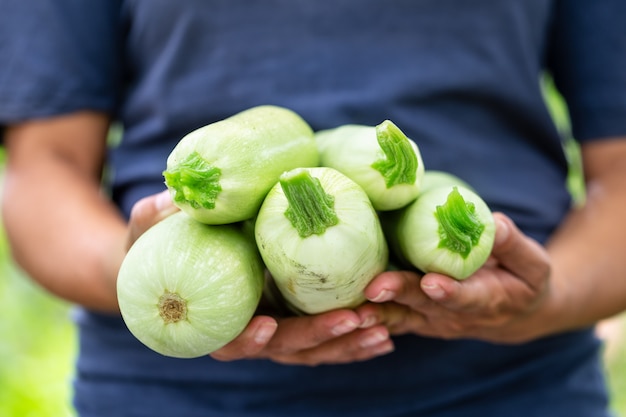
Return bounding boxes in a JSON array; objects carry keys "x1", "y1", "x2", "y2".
[
  {"x1": 117, "y1": 212, "x2": 264, "y2": 358},
  {"x1": 380, "y1": 171, "x2": 475, "y2": 269},
  {"x1": 315, "y1": 124, "x2": 425, "y2": 211},
  {"x1": 396, "y1": 185, "x2": 496, "y2": 280},
  {"x1": 420, "y1": 170, "x2": 474, "y2": 194},
  {"x1": 255, "y1": 167, "x2": 389, "y2": 315},
  {"x1": 164, "y1": 105, "x2": 319, "y2": 224}
]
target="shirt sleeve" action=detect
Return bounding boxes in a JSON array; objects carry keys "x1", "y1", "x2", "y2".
[
  {"x1": 547, "y1": 0, "x2": 626, "y2": 142},
  {"x1": 0, "y1": 0, "x2": 123, "y2": 125}
]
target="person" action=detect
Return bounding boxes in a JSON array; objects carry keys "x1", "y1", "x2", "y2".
[{"x1": 1, "y1": 1, "x2": 626, "y2": 416}]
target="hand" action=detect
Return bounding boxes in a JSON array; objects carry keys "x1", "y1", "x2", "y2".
[
  {"x1": 126, "y1": 189, "x2": 180, "y2": 249},
  {"x1": 212, "y1": 269, "x2": 394, "y2": 365},
  {"x1": 212, "y1": 274, "x2": 394, "y2": 366},
  {"x1": 210, "y1": 309, "x2": 394, "y2": 366},
  {"x1": 356, "y1": 212, "x2": 554, "y2": 344}
]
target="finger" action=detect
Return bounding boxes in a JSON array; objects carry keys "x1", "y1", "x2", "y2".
[
  {"x1": 215, "y1": 310, "x2": 394, "y2": 365},
  {"x1": 266, "y1": 309, "x2": 363, "y2": 354},
  {"x1": 356, "y1": 302, "x2": 428, "y2": 336},
  {"x1": 272, "y1": 325, "x2": 395, "y2": 366},
  {"x1": 490, "y1": 212, "x2": 551, "y2": 291},
  {"x1": 210, "y1": 316, "x2": 278, "y2": 361},
  {"x1": 420, "y1": 266, "x2": 542, "y2": 315},
  {"x1": 127, "y1": 190, "x2": 179, "y2": 248},
  {"x1": 363, "y1": 270, "x2": 430, "y2": 310},
  {"x1": 420, "y1": 271, "x2": 500, "y2": 311}
]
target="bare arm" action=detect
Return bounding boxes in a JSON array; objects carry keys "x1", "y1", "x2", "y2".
[
  {"x1": 546, "y1": 137, "x2": 626, "y2": 329},
  {"x1": 2, "y1": 111, "x2": 127, "y2": 312}
]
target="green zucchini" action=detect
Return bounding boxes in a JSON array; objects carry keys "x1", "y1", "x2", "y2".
[
  {"x1": 117, "y1": 212, "x2": 264, "y2": 358},
  {"x1": 389, "y1": 185, "x2": 495, "y2": 280},
  {"x1": 163, "y1": 105, "x2": 319, "y2": 224},
  {"x1": 315, "y1": 120, "x2": 424, "y2": 211},
  {"x1": 254, "y1": 167, "x2": 389, "y2": 314}
]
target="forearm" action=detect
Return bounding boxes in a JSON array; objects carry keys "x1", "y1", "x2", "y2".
[
  {"x1": 1, "y1": 112, "x2": 127, "y2": 313},
  {"x1": 545, "y1": 137, "x2": 626, "y2": 331}
]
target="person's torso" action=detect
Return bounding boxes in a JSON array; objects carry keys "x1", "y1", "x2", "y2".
[{"x1": 88, "y1": 2, "x2": 608, "y2": 416}]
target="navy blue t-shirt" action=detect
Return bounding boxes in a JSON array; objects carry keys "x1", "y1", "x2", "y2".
[{"x1": 2, "y1": 1, "x2": 626, "y2": 416}]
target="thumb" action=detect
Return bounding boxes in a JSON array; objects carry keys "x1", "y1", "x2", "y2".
[
  {"x1": 126, "y1": 190, "x2": 179, "y2": 249},
  {"x1": 489, "y1": 212, "x2": 550, "y2": 292}
]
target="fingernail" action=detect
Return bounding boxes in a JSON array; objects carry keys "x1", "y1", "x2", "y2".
[
  {"x1": 359, "y1": 315, "x2": 377, "y2": 329},
  {"x1": 371, "y1": 341, "x2": 395, "y2": 355},
  {"x1": 331, "y1": 319, "x2": 359, "y2": 336},
  {"x1": 359, "y1": 330, "x2": 388, "y2": 348},
  {"x1": 254, "y1": 322, "x2": 277, "y2": 344},
  {"x1": 369, "y1": 289, "x2": 395, "y2": 303},
  {"x1": 422, "y1": 282, "x2": 446, "y2": 300}
]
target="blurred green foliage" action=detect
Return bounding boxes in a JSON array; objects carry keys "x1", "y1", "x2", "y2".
[
  {"x1": 541, "y1": 74, "x2": 586, "y2": 206},
  {"x1": 0, "y1": 257, "x2": 77, "y2": 417},
  {"x1": 610, "y1": 350, "x2": 626, "y2": 415}
]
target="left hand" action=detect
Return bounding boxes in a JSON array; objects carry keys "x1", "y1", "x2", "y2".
[{"x1": 356, "y1": 212, "x2": 555, "y2": 344}]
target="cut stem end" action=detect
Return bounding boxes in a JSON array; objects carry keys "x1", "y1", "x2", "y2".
[
  {"x1": 435, "y1": 187, "x2": 485, "y2": 259},
  {"x1": 280, "y1": 170, "x2": 339, "y2": 238},
  {"x1": 163, "y1": 151, "x2": 222, "y2": 209},
  {"x1": 158, "y1": 291, "x2": 188, "y2": 324},
  {"x1": 372, "y1": 120, "x2": 419, "y2": 188}
]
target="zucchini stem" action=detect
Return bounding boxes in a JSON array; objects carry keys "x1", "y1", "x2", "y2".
[
  {"x1": 371, "y1": 120, "x2": 418, "y2": 188},
  {"x1": 163, "y1": 151, "x2": 222, "y2": 209},
  {"x1": 280, "y1": 170, "x2": 339, "y2": 238},
  {"x1": 434, "y1": 187, "x2": 485, "y2": 258}
]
